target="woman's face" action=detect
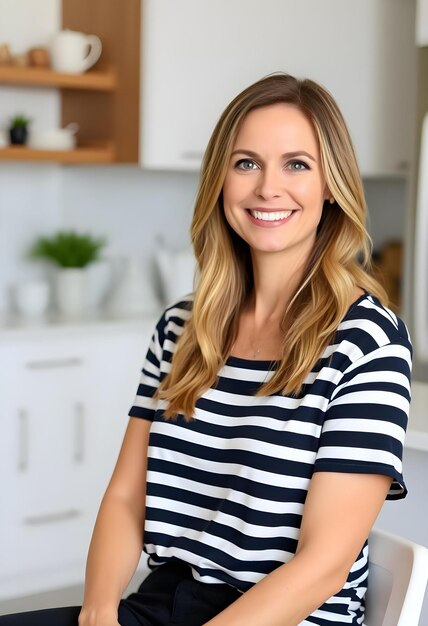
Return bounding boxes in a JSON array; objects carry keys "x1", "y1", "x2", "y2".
[{"x1": 223, "y1": 103, "x2": 330, "y2": 261}]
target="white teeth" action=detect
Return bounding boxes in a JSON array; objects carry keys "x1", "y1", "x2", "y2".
[{"x1": 250, "y1": 210, "x2": 293, "y2": 221}]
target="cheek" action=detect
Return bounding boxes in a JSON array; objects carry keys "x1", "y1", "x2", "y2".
[
  {"x1": 223, "y1": 173, "x2": 255, "y2": 208},
  {"x1": 292, "y1": 178, "x2": 321, "y2": 200},
  {"x1": 223, "y1": 202, "x2": 241, "y2": 236},
  {"x1": 222, "y1": 176, "x2": 237, "y2": 208},
  {"x1": 222, "y1": 183, "x2": 246, "y2": 236},
  {"x1": 222, "y1": 179, "x2": 240, "y2": 224}
]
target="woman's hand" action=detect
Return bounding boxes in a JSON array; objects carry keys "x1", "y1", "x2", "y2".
[{"x1": 78, "y1": 605, "x2": 120, "y2": 626}]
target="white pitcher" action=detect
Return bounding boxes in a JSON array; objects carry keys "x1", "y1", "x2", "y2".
[
  {"x1": 106, "y1": 257, "x2": 159, "y2": 319},
  {"x1": 50, "y1": 30, "x2": 102, "y2": 74},
  {"x1": 155, "y1": 244, "x2": 196, "y2": 305}
]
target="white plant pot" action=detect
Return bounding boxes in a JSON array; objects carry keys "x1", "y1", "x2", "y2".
[{"x1": 55, "y1": 268, "x2": 87, "y2": 319}]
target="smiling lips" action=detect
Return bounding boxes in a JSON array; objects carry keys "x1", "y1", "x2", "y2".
[
  {"x1": 247, "y1": 208, "x2": 296, "y2": 226},
  {"x1": 250, "y1": 209, "x2": 293, "y2": 221}
]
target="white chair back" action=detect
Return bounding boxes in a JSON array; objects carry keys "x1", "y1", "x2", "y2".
[{"x1": 365, "y1": 528, "x2": 428, "y2": 626}]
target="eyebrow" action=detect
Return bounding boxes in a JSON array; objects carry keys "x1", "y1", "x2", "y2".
[{"x1": 231, "y1": 149, "x2": 317, "y2": 162}]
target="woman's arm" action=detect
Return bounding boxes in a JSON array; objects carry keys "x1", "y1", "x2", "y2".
[
  {"x1": 78, "y1": 417, "x2": 151, "y2": 625},
  {"x1": 204, "y1": 470, "x2": 392, "y2": 626}
]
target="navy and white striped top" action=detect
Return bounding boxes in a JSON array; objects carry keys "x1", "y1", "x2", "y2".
[{"x1": 129, "y1": 292, "x2": 412, "y2": 625}]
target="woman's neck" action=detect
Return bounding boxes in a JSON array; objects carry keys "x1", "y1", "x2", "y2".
[{"x1": 248, "y1": 250, "x2": 307, "y2": 326}]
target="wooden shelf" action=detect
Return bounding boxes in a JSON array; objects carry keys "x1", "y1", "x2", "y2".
[
  {"x1": 0, "y1": 65, "x2": 117, "y2": 91},
  {"x1": 0, "y1": 0, "x2": 140, "y2": 165},
  {"x1": 0, "y1": 142, "x2": 115, "y2": 164}
]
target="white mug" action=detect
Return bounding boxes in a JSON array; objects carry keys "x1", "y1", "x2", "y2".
[{"x1": 50, "y1": 30, "x2": 102, "y2": 74}]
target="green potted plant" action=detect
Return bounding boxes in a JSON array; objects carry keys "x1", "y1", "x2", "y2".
[
  {"x1": 9, "y1": 114, "x2": 31, "y2": 145},
  {"x1": 29, "y1": 230, "x2": 107, "y2": 318}
]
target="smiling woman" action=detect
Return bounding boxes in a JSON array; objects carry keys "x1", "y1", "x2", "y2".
[{"x1": 0, "y1": 74, "x2": 412, "y2": 626}]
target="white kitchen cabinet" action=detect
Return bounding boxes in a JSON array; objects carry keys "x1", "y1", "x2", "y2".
[
  {"x1": 140, "y1": 0, "x2": 416, "y2": 177},
  {"x1": 416, "y1": 0, "x2": 428, "y2": 45},
  {"x1": 0, "y1": 319, "x2": 155, "y2": 599}
]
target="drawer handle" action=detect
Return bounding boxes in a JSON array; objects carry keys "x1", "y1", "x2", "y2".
[
  {"x1": 18, "y1": 409, "x2": 29, "y2": 472},
  {"x1": 23, "y1": 509, "x2": 82, "y2": 526},
  {"x1": 74, "y1": 402, "x2": 85, "y2": 463},
  {"x1": 26, "y1": 357, "x2": 84, "y2": 370}
]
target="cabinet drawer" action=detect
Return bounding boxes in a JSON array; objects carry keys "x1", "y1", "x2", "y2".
[
  {"x1": 0, "y1": 502, "x2": 96, "y2": 580},
  {"x1": 1, "y1": 343, "x2": 92, "y2": 512}
]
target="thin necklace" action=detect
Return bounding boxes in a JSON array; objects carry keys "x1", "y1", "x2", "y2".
[{"x1": 231, "y1": 339, "x2": 262, "y2": 359}]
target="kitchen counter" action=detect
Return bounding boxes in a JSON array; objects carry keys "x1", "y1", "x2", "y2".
[{"x1": 0, "y1": 312, "x2": 160, "y2": 344}]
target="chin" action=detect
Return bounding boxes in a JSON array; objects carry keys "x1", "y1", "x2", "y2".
[{"x1": 249, "y1": 243, "x2": 289, "y2": 254}]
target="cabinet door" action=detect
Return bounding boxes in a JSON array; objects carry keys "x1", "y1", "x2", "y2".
[
  {"x1": 0, "y1": 341, "x2": 95, "y2": 589},
  {"x1": 140, "y1": 0, "x2": 416, "y2": 177}
]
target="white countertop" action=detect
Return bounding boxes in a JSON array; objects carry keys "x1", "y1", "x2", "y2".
[{"x1": 0, "y1": 312, "x2": 160, "y2": 344}]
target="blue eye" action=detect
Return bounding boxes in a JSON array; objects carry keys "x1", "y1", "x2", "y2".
[
  {"x1": 288, "y1": 160, "x2": 309, "y2": 171},
  {"x1": 235, "y1": 158, "x2": 259, "y2": 171}
]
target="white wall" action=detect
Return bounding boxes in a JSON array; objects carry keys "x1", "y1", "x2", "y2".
[{"x1": 60, "y1": 166, "x2": 197, "y2": 253}]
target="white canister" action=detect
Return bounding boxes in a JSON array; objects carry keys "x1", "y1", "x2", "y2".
[
  {"x1": 50, "y1": 30, "x2": 102, "y2": 74},
  {"x1": 13, "y1": 280, "x2": 50, "y2": 320}
]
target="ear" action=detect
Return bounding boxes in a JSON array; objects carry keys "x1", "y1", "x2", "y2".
[{"x1": 323, "y1": 185, "x2": 334, "y2": 205}]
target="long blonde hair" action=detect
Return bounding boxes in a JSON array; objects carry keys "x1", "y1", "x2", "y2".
[{"x1": 157, "y1": 73, "x2": 387, "y2": 419}]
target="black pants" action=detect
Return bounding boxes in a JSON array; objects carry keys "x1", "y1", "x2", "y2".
[{"x1": 0, "y1": 561, "x2": 241, "y2": 626}]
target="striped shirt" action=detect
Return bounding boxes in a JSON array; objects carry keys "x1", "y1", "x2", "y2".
[{"x1": 129, "y1": 292, "x2": 412, "y2": 625}]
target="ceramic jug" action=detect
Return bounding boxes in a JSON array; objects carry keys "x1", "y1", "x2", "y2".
[
  {"x1": 155, "y1": 243, "x2": 196, "y2": 305},
  {"x1": 107, "y1": 256, "x2": 159, "y2": 318},
  {"x1": 50, "y1": 30, "x2": 102, "y2": 74}
]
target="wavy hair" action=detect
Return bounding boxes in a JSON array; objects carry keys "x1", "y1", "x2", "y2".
[{"x1": 157, "y1": 73, "x2": 387, "y2": 419}]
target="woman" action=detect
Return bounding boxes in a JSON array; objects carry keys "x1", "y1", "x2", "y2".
[{"x1": 1, "y1": 74, "x2": 411, "y2": 626}]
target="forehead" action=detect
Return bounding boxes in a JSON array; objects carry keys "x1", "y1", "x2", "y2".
[{"x1": 233, "y1": 103, "x2": 319, "y2": 153}]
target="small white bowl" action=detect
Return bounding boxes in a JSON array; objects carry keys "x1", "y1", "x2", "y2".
[{"x1": 28, "y1": 123, "x2": 79, "y2": 151}]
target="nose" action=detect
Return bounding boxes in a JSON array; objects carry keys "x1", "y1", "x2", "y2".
[{"x1": 254, "y1": 165, "x2": 284, "y2": 200}]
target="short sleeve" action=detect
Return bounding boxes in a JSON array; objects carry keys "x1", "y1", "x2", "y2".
[
  {"x1": 128, "y1": 314, "x2": 166, "y2": 422},
  {"x1": 313, "y1": 341, "x2": 412, "y2": 500}
]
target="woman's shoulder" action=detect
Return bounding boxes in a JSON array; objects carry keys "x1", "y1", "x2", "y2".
[
  {"x1": 163, "y1": 293, "x2": 194, "y2": 320},
  {"x1": 154, "y1": 293, "x2": 194, "y2": 343},
  {"x1": 337, "y1": 291, "x2": 412, "y2": 354}
]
